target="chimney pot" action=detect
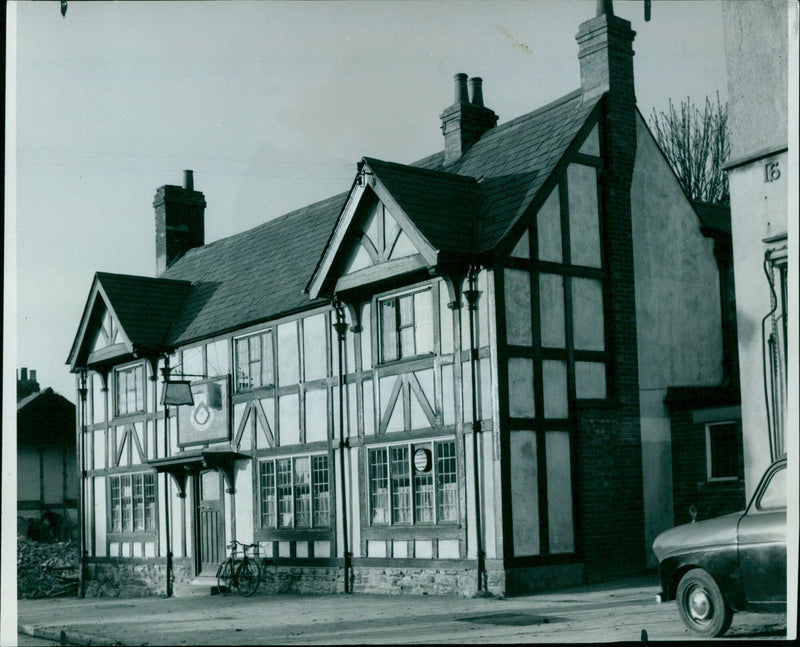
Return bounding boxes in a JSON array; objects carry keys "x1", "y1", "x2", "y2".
[
  {"x1": 596, "y1": 0, "x2": 614, "y2": 16},
  {"x1": 183, "y1": 169, "x2": 194, "y2": 191},
  {"x1": 454, "y1": 73, "x2": 469, "y2": 104},
  {"x1": 469, "y1": 77, "x2": 484, "y2": 107},
  {"x1": 21, "y1": 367, "x2": 28, "y2": 381},
  {"x1": 30, "y1": 369, "x2": 37, "y2": 383}
]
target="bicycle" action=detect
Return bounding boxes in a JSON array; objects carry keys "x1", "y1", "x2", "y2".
[{"x1": 216, "y1": 540, "x2": 261, "y2": 597}]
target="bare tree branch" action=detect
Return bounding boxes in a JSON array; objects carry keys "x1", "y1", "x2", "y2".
[{"x1": 648, "y1": 93, "x2": 730, "y2": 206}]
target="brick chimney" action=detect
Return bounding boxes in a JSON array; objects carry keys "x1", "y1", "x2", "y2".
[
  {"x1": 574, "y1": 0, "x2": 645, "y2": 575},
  {"x1": 154, "y1": 170, "x2": 206, "y2": 275},
  {"x1": 575, "y1": 0, "x2": 636, "y2": 209},
  {"x1": 440, "y1": 73, "x2": 498, "y2": 165},
  {"x1": 17, "y1": 367, "x2": 41, "y2": 401}
]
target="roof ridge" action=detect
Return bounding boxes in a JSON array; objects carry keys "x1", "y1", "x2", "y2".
[
  {"x1": 180, "y1": 191, "x2": 350, "y2": 259},
  {"x1": 488, "y1": 88, "x2": 586, "y2": 135},
  {"x1": 96, "y1": 271, "x2": 191, "y2": 285},
  {"x1": 365, "y1": 156, "x2": 478, "y2": 183}
]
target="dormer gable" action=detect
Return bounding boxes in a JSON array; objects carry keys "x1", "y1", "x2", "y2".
[
  {"x1": 67, "y1": 272, "x2": 191, "y2": 373},
  {"x1": 308, "y1": 158, "x2": 479, "y2": 300}
]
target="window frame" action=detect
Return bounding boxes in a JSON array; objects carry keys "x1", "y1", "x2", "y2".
[
  {"x1": 108, "y1": 471, "x2": 157, "y2": 538},
  {"x1": 258, "y1": 453, "x2": 330, "y2": 531},
  {"x1": 377, "y1": 286, "x2": 434, "y2": 364},
  {"x1": 704, "y1": 420, "x2": 741, "y2": 482},
  {"x1": 367, "y1": 439, "x2": 458, "y2": 527},
  {"x1": 114, "y1": 363, "x2": 145, "y2": 417},
  {"x1": 234, "y1": 329, "x2": 274, "y2": 393}
]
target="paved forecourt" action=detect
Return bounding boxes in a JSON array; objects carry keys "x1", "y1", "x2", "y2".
[{"x1": 17, "y1": 578, "x2": 787, "y2": 645}]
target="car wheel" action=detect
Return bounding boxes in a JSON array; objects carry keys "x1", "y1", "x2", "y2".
[{"x1": 676, "y1": 569, "x2": 733, "y2": 637}]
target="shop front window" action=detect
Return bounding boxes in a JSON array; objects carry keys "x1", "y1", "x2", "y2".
[
  {"x1": 368, "y1": 440, "x2": 457, "y2": 525},
  {"x1": 110, "y1": 472, "x2": 156, "y2": 534},
  {"x1": 259, "y1": 454, "x2": 329, "y2": 529}
]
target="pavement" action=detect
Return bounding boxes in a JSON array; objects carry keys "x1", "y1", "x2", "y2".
[{"x1": 16, "y1": 576, "x2": 788, "y2": 645}]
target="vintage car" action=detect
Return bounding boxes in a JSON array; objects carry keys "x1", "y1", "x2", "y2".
[{"x1": 653, "y1": 457, "x2": 787, "y2": 637}]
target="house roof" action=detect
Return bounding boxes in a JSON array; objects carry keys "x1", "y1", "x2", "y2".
[
  {"x1": 414, "y1": 89, "x2": 601, "y2": 252},
  {"x1": 71, "y1": 87, "x2": 604, "y2": 363},
  {"x1": 95, "y1": 272, "x2": 192, "y2": 350},
  {"x1": 362, "y1": 157, "x2": 479, "y2": 255},
  {"x1": 17, "y1": 388, "x2": 75, "y2": 445},
  {"x1": 691, "y1": 201, "x2": 731, "y2": 237},
  {"x1": 160, "y1": 192, "x2": 347, "y2": 346}
]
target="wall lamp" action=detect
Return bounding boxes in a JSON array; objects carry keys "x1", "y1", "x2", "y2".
[{"x1": 160, "y1": 365, "x2": 207, "y2": 407}]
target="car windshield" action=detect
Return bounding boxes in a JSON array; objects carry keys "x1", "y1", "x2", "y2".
[{"x1": 757, "y1": 466, "x2": 786, "y2": 510}]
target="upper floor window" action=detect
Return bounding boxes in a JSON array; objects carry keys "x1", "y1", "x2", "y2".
[
  {"x1": 115, "y1": 364, "x2": 144, "y2": 416},
  {"x1": 110, "y1": 472, "x2": 156, "y2": 534},
  {"x1": 368, "y1": 439, "x2": 457, "y2": 526},
  {"x1": 259, "y1": 454, "x2": 329, "y2": 529},
  {"x1": 379, "y1": 287, "x2": 433, "y2": 362},
  {"x1": 235, "y1": 330, "x2": 273, "y2": 392}
]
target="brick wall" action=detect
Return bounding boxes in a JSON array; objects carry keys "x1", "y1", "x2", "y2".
[
  {"x1": 573, "y1": 11, "x2": 644, "y2": 583},
  {"x1": 669, "y1": 408, "x2": 746, "y2": 526}
]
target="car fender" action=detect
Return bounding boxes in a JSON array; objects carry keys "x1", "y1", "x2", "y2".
[{"x1": 658, "y1": 546, "x2": 747, "y2": 611}]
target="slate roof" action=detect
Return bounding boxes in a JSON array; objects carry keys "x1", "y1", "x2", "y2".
[
  {"x1": 96, "y1": 272, "x2": 192, "y2": 351},
  {"x1": 160, "y1": 192, "x2": 347, "y2": 346},
  {"x1": 691, "y1": 201, "x2": 731, "y2": 236},
  {"x1": 363, "y1": 157, "x2": 479, "y2": 255},
  {"x1": 410, "y1": 89, "x2": 600, "y2": 253},
  {"x1": 73, "y1": 87, "x2": 602, "y2": 358}
]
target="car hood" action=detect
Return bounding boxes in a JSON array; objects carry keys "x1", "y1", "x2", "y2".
[{"x1": 652, "y1": 511, "x2": 742, "y2": 562}]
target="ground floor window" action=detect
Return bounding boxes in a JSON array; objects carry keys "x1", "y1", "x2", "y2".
[
  {"x1": 368, "y1": 439, "x2": 457, "y2": 525},
  {"x1": 705, "y1": 421, "x2": 740, "y2": 481},
  {"x1": 259, "y1": 454, "x2": 329, "y2": 529},
  {"x1": 110, "y1": 472, "x2": 156, "y2": 533}
]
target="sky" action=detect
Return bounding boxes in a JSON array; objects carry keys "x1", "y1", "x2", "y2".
[{"x1": 7, "y1": 0, "x2": 731, "y2": 400}]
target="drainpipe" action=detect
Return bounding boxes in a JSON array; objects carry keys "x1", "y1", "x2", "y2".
[
  {"x1": 464, "y1": 266, "x2": 486, "y2": 593},
  {"x1": 332, "y1": 299, "x2": 351, "y2": 593},
  {"x1": 160, "y1": 358, "x2": 174, "y2": 597},
  {"x1": 77, "y1": 370, "x2": 88, "y2": 598}
]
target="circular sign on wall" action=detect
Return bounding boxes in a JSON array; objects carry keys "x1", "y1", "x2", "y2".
[{"x1": 413, "y1": 447, "x2": 432, "y2": 473}]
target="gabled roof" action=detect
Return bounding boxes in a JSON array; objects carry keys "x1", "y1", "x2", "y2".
[
  {"x1": 414, "y1": 89, "x2": 601, "y2": 253},
  {"x1": 17, "y1": 387, "x2": 75, "y2": 446},
  {"x1": 309, "y1": 91, "x2": 601, "y2": 297},
  {"x1": 67, "y1": 272, "x2": 191, "y2": 369},
  {"x1": 363, "y1": 158, "x2": 479, "y2": 255},
  {"x1": 70, "y1": 87, "x2": 605, "y2": 367},
  {"x1": 97, "y1": 272, "x2": 192, "y2": 349}
]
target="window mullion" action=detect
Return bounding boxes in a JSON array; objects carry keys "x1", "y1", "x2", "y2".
[
  {"x1": 395, "y1": 299, "x2": 402, "y2": 360},
  {"x1": 432, "y1": 443, "x2": 438, "y2": 524},
  {"x1": 387, "y1": 450, "x2": 394, "y2": 526}
]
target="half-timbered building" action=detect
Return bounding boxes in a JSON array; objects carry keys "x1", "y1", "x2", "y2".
[{"x1": 67, "y1": 4, "x2": 731, "y2": 596}]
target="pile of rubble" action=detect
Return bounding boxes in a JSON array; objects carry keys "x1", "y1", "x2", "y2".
[{"x1": 17, "y1": 537, "x2": 79, "y2": 598}]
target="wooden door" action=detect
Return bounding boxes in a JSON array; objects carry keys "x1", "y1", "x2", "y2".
[{"x1": 197, "y1": 470, "x2": 225, "y2": 574}]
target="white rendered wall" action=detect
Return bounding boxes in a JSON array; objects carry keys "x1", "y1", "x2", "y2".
[{"x1": 631, "y1": 114, "x2": 724, "y2": 566}]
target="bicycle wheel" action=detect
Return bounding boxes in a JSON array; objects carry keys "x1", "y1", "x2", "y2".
[
  {"x1": 235, "y1": 558, "x2": 260, "y2": 597},
  {"x1": 216, "y1": 560, "x2": 233, "y2": 595}
]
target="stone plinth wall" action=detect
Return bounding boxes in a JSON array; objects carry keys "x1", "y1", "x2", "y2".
[{"x1": 84, "y1": 558, "x2": 192, "y2": 597}]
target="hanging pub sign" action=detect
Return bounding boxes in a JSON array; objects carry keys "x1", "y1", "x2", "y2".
[
  {"x1": 177, "y1": 376, "x2": 230, "y2": 447},
  {"x1": 413, "y1": 447, "x2": 432, "y2": 473}
]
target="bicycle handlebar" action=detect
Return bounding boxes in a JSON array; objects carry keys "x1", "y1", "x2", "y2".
[{"x1": 225, "y1": 540, "x2": 261, "y2": 556}]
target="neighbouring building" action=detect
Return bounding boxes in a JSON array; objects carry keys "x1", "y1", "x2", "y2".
[
  {"x1": 17, "y1": 368, "x2": 78, "y2": 540},
  {"x1": 67, "y1": 3, "x2": 731, "y2": 596},
  {"x1": 722, "y1": 1, "x2": 791, "y2": 497},
  {"x1": 664, "y1": 201, "x2": 746, "y2": 529}
]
